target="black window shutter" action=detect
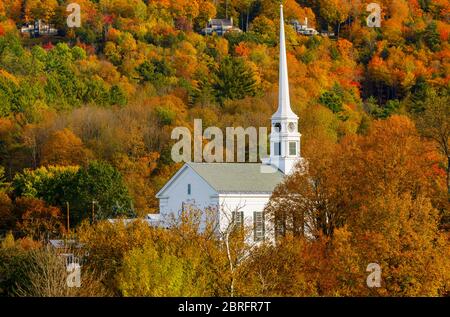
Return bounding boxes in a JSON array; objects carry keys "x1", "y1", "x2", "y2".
[
  {"x1": 253, "y1": 211, "x2": 257, "y2": 241},
  {"x1": 254, "y1": 211, "x2": 265, "y2": 242}
]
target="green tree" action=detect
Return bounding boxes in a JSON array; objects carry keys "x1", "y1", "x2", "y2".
[
  {"x1": 423, "y1": 21, "x2": 441, "y2": 52},
  {"x1": 212, "y1": 57, "x2": 258, "y2": 105},
  {"x1": 136, "y1": 61, "x2": 155, "y2": 83},
  {"x1": 364, "y1": 97, "x2": 401, "y2": 119},
  {"x1": 72, "y1": 161, "x2": 134, "y2": 222},
  {"x1": 109, "y1": 85, "x2": 127, "y2": 106},
  {"x1": 135, "y1": 58, "x2": 175, "y2": 89},
  {"x1": 13, "y1": 162, "x2": 134, "y2": 225},
  {"x1": 319, "y1": 90, "x2": 343, "y2": 113},
  {"x1": 155, "y1": 106, "x2": 176, "y2": 126},
  {"x1": 0, "y1": 166, "x2": 8, "y2": 191},
  {"x1": 13, "y1": 165, "x2": 80, "y2": 201}
]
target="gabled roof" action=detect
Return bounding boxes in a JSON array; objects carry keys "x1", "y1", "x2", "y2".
[
  {"x1": 210, "y1": 19, "x2": 233, "y2": 26},
  {"x1": 156, "y1": 163, "x2": 285, "y2": 198},
  {"x1": 48, "y1": 240, "x2": 83, "y2": 249},
  {"x1": 187, "y1": 162, "x2": 285, "y2": 193}
]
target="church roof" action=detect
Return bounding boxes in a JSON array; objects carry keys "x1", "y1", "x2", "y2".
[{"x1": 187, "y1": 162, "x2": 285, "y2": 193}]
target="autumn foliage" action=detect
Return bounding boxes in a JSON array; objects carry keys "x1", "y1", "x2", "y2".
[
  {"x1": 0, "y1": 0, "x2": 449, "y2": 297},
  {"x1": 264, "y1": 116, "x2": 450, "y2": 296}
]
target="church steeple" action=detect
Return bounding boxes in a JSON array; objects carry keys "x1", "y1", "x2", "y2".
[
  {"x1": 272, "y1": 4, "x2": 298, "y2": 121},
  {"x1": 265, "y1": 4, "x2": 302, "y2": 175}
]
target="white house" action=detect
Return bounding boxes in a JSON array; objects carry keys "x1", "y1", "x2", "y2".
[
  {"x1": 156, "y1": 5, "x2": 303, "y2": 243},
  {"x1": 292, "y1": 18, "x2": 319, "y2": 36},
  {"x1": 200, "y1": 18, "x2": 242, "y2": 36},
  {"x1": 21, "y1": 20, "x2": 58, "y2": 37}
]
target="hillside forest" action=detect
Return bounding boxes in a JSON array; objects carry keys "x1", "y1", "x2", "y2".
[{"x1": 0, "y1": 0, "x2": 449, "y2": 297}]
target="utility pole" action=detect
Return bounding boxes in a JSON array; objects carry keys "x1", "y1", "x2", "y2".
[
  {"x1": 226, "y1": 0, "x2": 228, "y2": 19},
  {"x1": 246, "y1": 7, "x2": 250, "y2": 32},
  {"x1": 66, "y1": 201, "x2": 70, "y2": 234},
  {"x1": 92, "y1": 200, "x2": 97, "y2": 224}
]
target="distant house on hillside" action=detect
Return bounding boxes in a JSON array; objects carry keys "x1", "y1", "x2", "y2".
[
  {"x1": 320, "y1": 30, "x2": 336, "y2": 37},
  {"x1": 291, "y1": 18, "x2": 319, "y2": 36},
  {"x1": 21, "y1": 20, "x2": 58, "y2": 38},
  {"x1": 200, "y1": 18, "x2": 242, "y2": 36}
]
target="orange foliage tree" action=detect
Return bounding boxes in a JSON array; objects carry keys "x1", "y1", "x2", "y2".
[
  {"x1": 40, "y1": 128, "x2": 93, "y2": 167},
  {"x1": 0, "y1": 192, "x2": 14, "y2": 232},
  {"x1": 13, "y1": 197, "x2": 64, "y2": 240}
]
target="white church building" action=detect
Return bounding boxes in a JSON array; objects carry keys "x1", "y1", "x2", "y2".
[{"x1": 155, "y1": 5, "x2": 303, "y2": 243}]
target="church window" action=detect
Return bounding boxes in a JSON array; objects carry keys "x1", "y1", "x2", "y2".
[
  {"x1": 232, "y1": 211, "x2": 244, "y2": 229},
  {"x1": 289, "y1": 142, "x2": 297, "y2": 156},
  {"x1": 254, "y1": 211, "x2": 265, "y2": 242},
  {"x1": 274, "y1": 142, "x2": 281, "y2": 156},
  {"x1": 187, "y1": 184, "x2": 191, "y2": 195},
  {"x1": 273, "y1": 122, "x2": 281, "y2": 132}
]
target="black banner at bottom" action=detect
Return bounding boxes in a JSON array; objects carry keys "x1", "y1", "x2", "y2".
[{"x1": 1, "y1": 297, "x2": 448, "y2": 315}]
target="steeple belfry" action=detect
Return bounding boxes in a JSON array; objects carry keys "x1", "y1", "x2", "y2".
[
  {"x1": 272, "y1": 4, "x2": 298, "y2": 121},
  {"x1": 263, "y1": 4, "x2": 302, "y2": 175}
]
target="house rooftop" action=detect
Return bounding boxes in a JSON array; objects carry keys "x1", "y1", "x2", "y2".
[
  {"x1": 209, "y1": 18, "x2": 233, "y2": 26},
  {"x1": 48, "y1": 239, "x2": 83, "y2": 249}
]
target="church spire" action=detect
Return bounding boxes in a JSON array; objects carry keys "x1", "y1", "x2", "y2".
[
  {"x1": 272, "y1": 4, "x2": 298, "y2": 120},
  {"x1": 264, "y1": 3, "x2": 301, "y2": 175}
]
